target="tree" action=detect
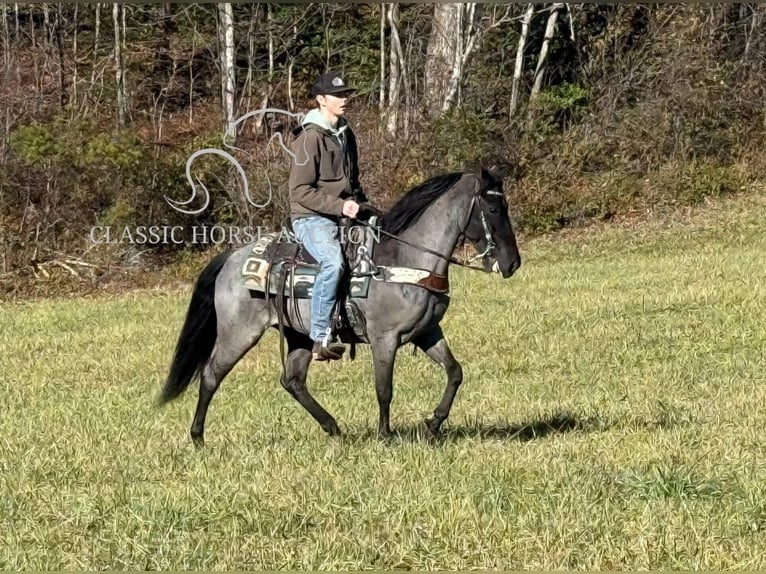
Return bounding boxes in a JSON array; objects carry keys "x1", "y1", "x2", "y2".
[
  {"x1": 113, "y1": 3, "x2": 128, "y2": 127},
  {"x1": 509, "y1": 4, "x2": 535, "y2": 119},
  {"x1": 425, "y1": 3, "x2": 463, "y2": 117},
  {"x1": 425, "y1": 3, "x2": 507, "y2": 117},
  {"x1": 384, "y1": 3, "x2": 405, "y2": 136},
  {"x1": 218, "y1": 3, "x2": 236, "y2": 143},
  {"x1": 529, "y1": 3, "x2": 565, "y2": 104}
]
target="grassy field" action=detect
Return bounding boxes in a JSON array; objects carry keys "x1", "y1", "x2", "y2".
[{"x1": 1, "y1": 193, "x2": 765, "y2": 569}]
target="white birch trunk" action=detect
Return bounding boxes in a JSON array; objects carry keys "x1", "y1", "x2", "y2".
[
  {"x1": 425, "y1": 3, "x2": 462, "y2": 117},
  {"x1": 379, "y1": 4, "x2": 386, "y2": 111},
  {"x1": 287, "y1": 59, "x2": 294, "y2": 112},
  {"x1": 113, "y1": 3, "x2": 127, "y2": 126},
  {"x1": 91, "y1": 3, "x2": 100, "y2": 91},
  {"x1": 42, "y1": 3, "x2": 49, "y2": 44},
  {"x1": 267, "y1": 4, "x2": 274, "y2": 87},
  {"x1": 188, "y1": 18, "x2": 196, "y2": 124},
  {"x1": 443, "y1": 3, "x2": 484, "y2": 113},
  {"x1": 243, "y1": 4, "x2": 255, "y2": 110},
  {"x1": 385, "y1": 3, "x2": 402, "y2": 136},
  {"x1": 529, "y1": 3, "x2": 564, "y2": 103},
  {"x1": 218, "y1": 3, "x2": 236, "y2": 143},
  {"x1": 94, "y1": 3, "x2": 100, "y2": 52},
  {"x1": 72, "y1": 3, "x2": 78, "y2": 110},
  {"x1": 2, "y1": 4, "x2": 9, "y2": 70},
  {"x1": 510, "y1": 3, "x2": 534, "y2": 119}
]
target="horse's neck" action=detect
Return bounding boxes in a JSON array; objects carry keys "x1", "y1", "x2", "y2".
[{"x1": 386, "y1": 189, "x2": 470, "y2": 276}]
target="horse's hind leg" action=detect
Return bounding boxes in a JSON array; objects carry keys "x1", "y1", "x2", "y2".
[
  {"x1": 190, "y1": 322, "x2": 265, "y2": 446},
  {"x1": 414, "y1": 327, "x2": 463, "y2": 437},
  {"x1": 280, "y1": 330, "x2": 342, "y2": 436}
]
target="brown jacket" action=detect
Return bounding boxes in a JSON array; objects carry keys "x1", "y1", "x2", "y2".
[{"x1": 288, "y1": 118, "x2": 364, "y2": 222}]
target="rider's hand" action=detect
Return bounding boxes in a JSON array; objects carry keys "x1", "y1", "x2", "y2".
[
  {"x1": 342, "y1": 200, "x2": 360, "y2": 219},
  {"x1": 353, "y1": 189, "x2": 369, "y2": 204}
]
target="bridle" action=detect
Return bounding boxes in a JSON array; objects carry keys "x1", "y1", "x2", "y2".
[
  {"x1": 463, "y1": 189, "x2": 502, "y2": 267},
  {"x1": 356, "y1": 187, "x2": 501, "y2": 273}
]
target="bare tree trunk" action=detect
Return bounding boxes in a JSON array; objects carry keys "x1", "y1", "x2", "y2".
[
  {"x1": 90, "y1": 2, "x2": 101, "y2": 96},
  {"x1": 0, "y1": 3, "x2": 8, "y2": 164},
  {"x1": 265, "y1": 3, "x2": 274, "y2": 112},
  {"x1": 379, "y1": 3, "x2": 386, "y2": 112},
  {"x1": 94, "y1": 3, "x2": 100, "y2": 52},
  {"x1": 113, "y1": 3, "x2": 127, "y2": 127},
  {"x1": 53, "y1": 4, "x2": 64, "y2": 109},
  {"x1": 425, "y1": 3, "x2": 462, "y2": 117},
  {"x1": 385, "y1": 3, "x2": 402, "y2": 136},
  {"x1": 29, "y1": 2, "x2": 34, "y2": 49},
  {"x1": 218, "y1": 2, "x2": 236, "y2": 142},
  {"x1": 42, "y1": 3, "x2": 50, "y2": 42},
  {"x1": 287, "y1": 58, "x2": 294, "y2": 112},
  {"x1": 243, "y1": 3, "x2": 256, "y2": 110},
  {"x1": 30, "y1": 4, "x2": 39, "y2": 106},
  {"x1": 403, "y1": 21, "x2": 418, "y2": 138},
  {"x1": 322, "y1": 4, "x2": 332, "y2": 71},
  {"x1": 188, "y1": 18, "x2": 196, "y2": 124},
  {"x1": 443, "y1": 3, "x2": 483, "y2": 113},
  {"x1": 121, "y1": 5, "x2": 126, "y2": 58},
  {"x1": 510, "y1": 3, "x2": 534, "y2": 119},
  {"x1": 567, "y1": 2, "x2": 576, "y2": 42},
  {"x1": 72, "y1": 3, "x2": 79, "y2": 110},
  {"x1": 529, "y1": 3, "x2": 564, "y2": 104},
  {"x1": 744, "y1": 3, "x2": 761, "y2": 60},
  {"x1": 250, "y1": 4, "x2": 270, "y2": 132},
  {"x1": 267, "y1": 4, "x2": 274, "y2": 88},
  {"x1": 2, "y1": 3, "x2": 9, "y2": 70}
]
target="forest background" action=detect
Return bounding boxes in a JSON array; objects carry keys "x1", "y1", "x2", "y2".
[{"x1": 0, "y1": 3, "x2": 763, "y2": 297}]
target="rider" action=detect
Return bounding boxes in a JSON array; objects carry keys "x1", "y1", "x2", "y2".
[{"x1": 288, "y1": 71, "x2": 368, "y2": 362}]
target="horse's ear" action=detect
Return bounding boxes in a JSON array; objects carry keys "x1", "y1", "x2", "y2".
[
  {"x1": 486, "y1": 163, "x2": 508, "y2": 179},
  {"x1": 467, "y1": 162, "x2": 483, "y2": 179}
]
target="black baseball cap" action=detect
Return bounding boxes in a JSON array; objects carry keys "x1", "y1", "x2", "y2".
[{"x1": 309, "y1": 71, "x2": 356, "y2": 97}]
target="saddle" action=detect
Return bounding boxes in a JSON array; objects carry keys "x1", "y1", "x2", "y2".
[
  {"x1": 242, "y1": 218, "x2": 379, "y2": 343},
  {"x1": 242, "y1": 215, "x2": 451, "y2": 345}
]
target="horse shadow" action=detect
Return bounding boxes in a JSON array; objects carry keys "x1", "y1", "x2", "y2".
[{"x1": 357, "y1": 411, "x2": 613, "y2": 444}]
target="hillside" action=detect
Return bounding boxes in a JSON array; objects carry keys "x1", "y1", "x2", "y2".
[{"x1": 1, "y1": 3, "x2": 764, "y2": 297}]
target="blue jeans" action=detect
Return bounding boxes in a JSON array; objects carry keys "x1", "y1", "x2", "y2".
[{"x1": 292, "y1": 216, "x2": 344, "y2": 342}]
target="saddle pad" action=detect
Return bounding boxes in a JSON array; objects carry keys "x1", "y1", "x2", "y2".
[{"x1": 242, "y1": 232, "x2": 371, "y2": 299}]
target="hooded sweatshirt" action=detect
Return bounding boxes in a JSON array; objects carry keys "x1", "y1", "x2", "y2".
[{"x1": 288, "y1": 109, "x2": 363, "y2": 221}]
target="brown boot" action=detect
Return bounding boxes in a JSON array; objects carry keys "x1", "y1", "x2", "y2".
[{"x1": 312, "y1": 340, "x2": 345, "y2": 361}]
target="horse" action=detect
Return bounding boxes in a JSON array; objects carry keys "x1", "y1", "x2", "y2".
[{"x1": 159, "y1": 166, "x2": 521, "y2": 444}]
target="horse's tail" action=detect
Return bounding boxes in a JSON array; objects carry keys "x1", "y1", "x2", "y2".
[{"x1": 159, "y1": 250, "x2": 233, "y2": 405}]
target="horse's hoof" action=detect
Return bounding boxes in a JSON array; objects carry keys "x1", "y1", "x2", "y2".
[
  {"x1": 191, "y1": 434, "x2": 205, "y2": 448},
  {"x1": 423, "y1": 418, "x2": 442, "y2": 440},
  {"x1": 326, "y1": 424, "x2": 343, "y2": 437},
  {"x1": 377, "y1": 428, "x2": 394, "y2": 441}
]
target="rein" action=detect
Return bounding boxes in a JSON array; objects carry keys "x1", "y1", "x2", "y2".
[{"x1": 356, "y1": 190, "x2": 501, "y2": 274}]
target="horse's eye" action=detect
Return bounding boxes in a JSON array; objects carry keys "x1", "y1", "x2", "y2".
[{"x1": 488, "y1": 206, "x2": 499, "y2": 214}]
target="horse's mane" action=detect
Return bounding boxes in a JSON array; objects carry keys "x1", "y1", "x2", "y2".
[{"x1": 379, "y1": 172, "x2": 464, "y2": 237}]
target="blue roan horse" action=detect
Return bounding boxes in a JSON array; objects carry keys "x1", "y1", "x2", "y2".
[{"x1": 159, "y1": 167, "x2": 521, "y2": 444}]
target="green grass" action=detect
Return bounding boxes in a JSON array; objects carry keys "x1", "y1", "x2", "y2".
[{"x1": 1, "y1": 193, "x2": 765, "y2": 569}]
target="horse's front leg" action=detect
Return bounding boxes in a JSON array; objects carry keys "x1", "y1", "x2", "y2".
[
  {"x1": 370, "y1": 335, "x2": 399, "y2": 438},
  {"x1": 414, "y1": 327, "x2": 463, "y2": 437},
  {"x1": 281, "y1": 331, "x2": 342, "y2": 436}
]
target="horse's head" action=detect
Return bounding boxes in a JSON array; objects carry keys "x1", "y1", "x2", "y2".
[{"x1": 463, "y1": 167, "x2": 521, "y2": 278}]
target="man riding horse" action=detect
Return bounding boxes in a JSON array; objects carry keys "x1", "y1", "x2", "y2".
[{"x1": 288, "y1": 71, "x2": 371, "y2": 362}]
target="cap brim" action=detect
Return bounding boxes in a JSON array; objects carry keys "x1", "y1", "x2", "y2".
[{"x1": 313, "y1": 87, "x2": 356, "y2": 97}]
